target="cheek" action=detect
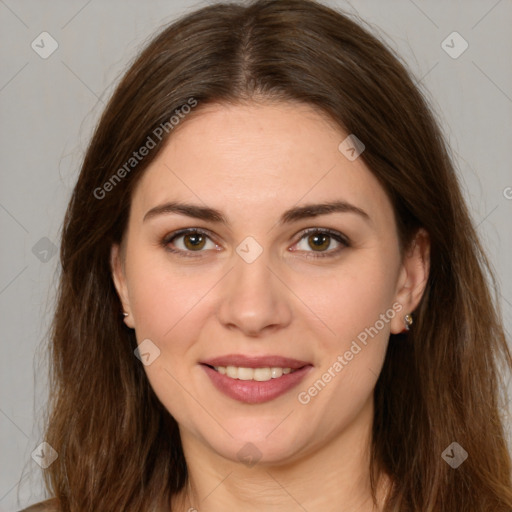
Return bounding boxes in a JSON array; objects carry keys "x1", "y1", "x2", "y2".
[
  {"x1": 294, "y1": 253, "x2": 397, "y2": 412},
  {"x1": 125, "y1": 254, "x2": 213, "y2": 427},
  {"x1": 126, "y1": 251, "x2": 210, "y2": 342},
  {"x1": 301, "y1": 252, "x2": 398, "y2": 349}
]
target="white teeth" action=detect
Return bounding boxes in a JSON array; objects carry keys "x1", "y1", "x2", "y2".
[
  {"x1": 213, "y1": 365, "x2": 297, "y2": 381},
  {"x1": 238, "y1": 367, "x2": 254, "y2": 380},
  {"x1": 226, "y1": 366, "x2": 238, "y2": 378},
  {"x1": 270, "y1": 367, "x2": 282, "y2": 379},
  {"x1": 254, "y1": 368, "x2": 272, "y2": 381}
]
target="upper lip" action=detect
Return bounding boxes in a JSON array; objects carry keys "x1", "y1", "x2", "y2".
[{"x1": 200, "y1": 354, "x2": 311, "y2": 369}]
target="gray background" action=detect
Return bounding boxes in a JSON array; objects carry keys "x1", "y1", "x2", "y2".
[{"x1": 1, "y1": 0, "x2": 511, "y2": 510}]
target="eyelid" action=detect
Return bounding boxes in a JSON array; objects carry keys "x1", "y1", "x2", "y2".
[{"x1": 161, "y1": 227, "x2": 350, "y2": 258}]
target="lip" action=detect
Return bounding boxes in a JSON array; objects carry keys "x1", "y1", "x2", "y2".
[
  {"x1": 200, "y1": 355, "x2": 313, "y2": 404},
  {"x1": 200, "y1": 354, "x2": 311, "y2": 369}
]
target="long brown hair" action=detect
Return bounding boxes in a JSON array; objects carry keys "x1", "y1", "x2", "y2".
[{"x1": 27, "y1": 0, "x2": 512, "y2": 510}]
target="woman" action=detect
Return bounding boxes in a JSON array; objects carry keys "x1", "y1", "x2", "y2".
[{"x1": 21, "y1": 0, "x2": 512, "y2": 510}]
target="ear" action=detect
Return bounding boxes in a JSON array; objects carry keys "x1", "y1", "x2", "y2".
[
  {"x1": 110, "y1": 243, "x2": 135, "y2": 329},
  {"x1": 390, "y1": 228, "x2": 430, "y2": 334}
]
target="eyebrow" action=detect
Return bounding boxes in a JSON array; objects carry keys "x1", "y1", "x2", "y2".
[{"x1": 142, "y1": 200, "x2": 371, "y2": 226}]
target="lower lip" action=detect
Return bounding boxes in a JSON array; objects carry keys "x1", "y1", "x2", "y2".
[{"x1": 201, "y1": 364, "x2": 313, "y2": 404}]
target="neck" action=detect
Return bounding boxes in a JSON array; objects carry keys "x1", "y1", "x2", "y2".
[{"x1": 170, "y1": 397, "x2": 391, "y2": 512}]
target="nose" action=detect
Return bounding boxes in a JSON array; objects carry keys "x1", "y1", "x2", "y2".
[{"x1": 216, "y1": 251, "x2": 292, "y2": 337}]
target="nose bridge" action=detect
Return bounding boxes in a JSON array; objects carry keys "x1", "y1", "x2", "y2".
[{"x1": 216, "y1": 244, "x2": 291, "y2": 335}]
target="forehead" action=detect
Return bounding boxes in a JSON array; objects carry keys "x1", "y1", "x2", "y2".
[{"x1": 130, "y1": 101, "x2": 394, "y2": 228}]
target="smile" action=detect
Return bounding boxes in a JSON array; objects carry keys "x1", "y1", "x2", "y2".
[{"x1": 200, "y1": 361, "x2": 312, "y2": 404}]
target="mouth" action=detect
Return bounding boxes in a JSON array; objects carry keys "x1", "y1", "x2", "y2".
[{"x1": 200, "y1": 355, "x2": 313, "y2": 404}]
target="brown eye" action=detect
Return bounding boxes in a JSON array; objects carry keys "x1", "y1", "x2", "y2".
[
  {"x1": 183, "y1": 233, "x2": 207, "y2": 251},
  {"x1": 292, "y1": 228, "x2": 349, "y2": 258},
  {"x1": 307, "y1": 233, "x2": 331, "y2": 252},
  {"x1": 162, "y1": 229, "x2": 217, "y2": 257}
]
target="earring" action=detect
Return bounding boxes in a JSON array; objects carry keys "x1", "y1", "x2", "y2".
[
  {"x1": 122, "y1": 312, "x2": 129, "y2": 317},
  {"x1": 404, "y1": 313, "x2": 413, "y2": 331}
]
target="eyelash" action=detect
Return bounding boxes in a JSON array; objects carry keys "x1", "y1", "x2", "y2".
[{"x1": 160, "y1": 227, "x2": 350, "y2": 259}]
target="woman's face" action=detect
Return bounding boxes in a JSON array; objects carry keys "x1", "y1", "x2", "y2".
[{"x1": 111, "y1": 101, "x2": 428, "y2": 466}]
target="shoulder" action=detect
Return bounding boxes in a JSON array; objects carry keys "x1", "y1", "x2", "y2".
[{"x1": 18, "y1": 498, "x2": 60, "y2": 512}]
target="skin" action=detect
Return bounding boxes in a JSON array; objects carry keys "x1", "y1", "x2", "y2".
[{"x1": 111, "y1": 100, "x2": 430, "y2": 512}]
